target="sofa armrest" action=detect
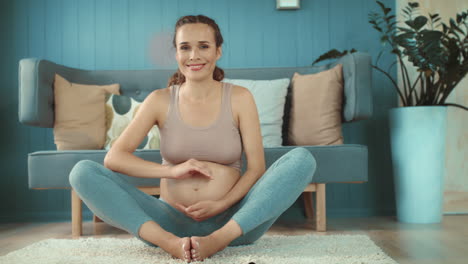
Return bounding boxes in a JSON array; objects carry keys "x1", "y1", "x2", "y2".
[
  {"x1": 19, "y1": 58, "x2": 53, "y2": 127},
  {"x1": 18, "y1": 58, "x2": 90, "y2": 127},
  {"x1": 338, "y1": 52, "x2": 373, "y2": 122}
]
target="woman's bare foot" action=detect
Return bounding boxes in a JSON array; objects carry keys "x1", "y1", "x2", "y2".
[
  {"x1": 162, "y1": 237, "x2": 192, "y2": 262},
  {"x1": 138, "y1": 221, "x2": 192, "y2": 262},
  {"x1": 190, "y1": 220, "x2": 243, "y2": 261},
  {"x1": 190, "y1": 235, "x2": 229, "y2": 262}
]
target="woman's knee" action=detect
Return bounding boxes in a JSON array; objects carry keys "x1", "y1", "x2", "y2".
[
  {"x1": 289, "y1": 147, "x2": 316, "y2": 165},
  {"x1": 69, "y1": 160, "x2": 105, "y2": 189},
  {"x1": 289, "y1": 147, "x2": 317, "y2": 181}
]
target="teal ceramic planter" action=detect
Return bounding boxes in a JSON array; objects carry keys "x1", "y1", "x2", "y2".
[{"x1": 389, "y1": 106, "x2": 447, "y2": 223}]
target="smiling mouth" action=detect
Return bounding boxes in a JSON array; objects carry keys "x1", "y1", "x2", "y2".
[{"x1": 187, "y1": 64, "x2": 206, "y2": 71}]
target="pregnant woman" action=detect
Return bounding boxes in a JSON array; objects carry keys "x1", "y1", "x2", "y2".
[{"x1": 70, "y1": 14, "x2": 316, "y2": 262}]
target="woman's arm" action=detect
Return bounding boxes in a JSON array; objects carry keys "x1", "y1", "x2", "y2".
[
  {"x1": 104, "y1": 89, "x2": 172, "y2": 178},
  {"x1": 219, "y1": 86, "x2": 266, "y2": 208}
]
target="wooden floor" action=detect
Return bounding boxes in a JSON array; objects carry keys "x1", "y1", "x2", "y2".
[{"x1": 1, "y1": 215, "x2": 467, "y2": 264}]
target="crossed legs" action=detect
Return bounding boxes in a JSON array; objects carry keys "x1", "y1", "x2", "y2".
[{"x1": 69, "y1": 147, "x2": 316, "y2": 262}]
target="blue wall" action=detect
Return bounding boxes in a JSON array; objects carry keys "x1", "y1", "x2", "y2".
[{"x1": 0, "y1": 0, "x2": 397, "y2": 222}]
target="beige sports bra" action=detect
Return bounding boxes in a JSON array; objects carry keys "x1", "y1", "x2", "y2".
[{"x1": 159, "y1": 82, "x2": 243, "y2": 171}]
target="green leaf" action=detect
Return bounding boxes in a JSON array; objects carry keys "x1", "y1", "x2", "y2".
[
  {"x1": 405, "y1": 20, "x2": 415, "y2": 29},
  {"x1": 408, "y1": 2, "x2": 419, "y2": 8},
  {"x1": 404, "y1": 7, "x2": 413, "y2": 16},
  {"x1": 311, "y1": 49, "x2": 357, "y2": 65},
  {"x1": 395, "y1": 32, "x2": 417, "y2": 46},
  {"x1": 391, "y1": 48, "x2": 401, "y2": 55},
  {"x1": 421, "y1": 30, "x2": 443, "y2": 40},
  {"x1": 385, "y1": 15, "x2": 396, "y2": 22},
  {"x1": 376, "y1": 1, "x2": 386, "y2": 12},
  {"x1": 450, "y1": 18, "x2": 457, "y2": 28},
  {"x1": 442, "y1": 24, "x2": 449, "y2": 33},
  {"x1": 398, "y1": 27, "x2": 413, "y2": 33},
  {"x1": 413, "y1": 16, "x2": 428, "y2": 30},
  {"x1": 380, "y1": 35, "x2": 389, "y2": 43},
  {"x1": 449, "y1": 18, "x2": 465, "y2": 35}
]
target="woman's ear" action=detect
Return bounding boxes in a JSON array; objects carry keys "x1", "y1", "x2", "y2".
[{"x1": 216, "y1": 46, "x2": 222, "y2": 60}]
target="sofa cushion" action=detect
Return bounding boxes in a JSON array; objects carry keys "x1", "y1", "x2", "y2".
[
  {"x1": 288, "y1": 64, "x2": 344, "y2": 146},
  {"x1": 223, "y1": 78, "x2": 290, "y2": 147},
  {"x1": 105, "y1": 94, "x2": 160, "y2": 150},
  {"x1": 28, "y1": 145, "x2": 367, "y2": 188},
  {"x1": 54, "y1": 74, "x2": 120, "y2": 150}
]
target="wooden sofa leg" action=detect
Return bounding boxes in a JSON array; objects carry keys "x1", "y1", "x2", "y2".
[
  {"x1": 315, "y1": 183, "x2": 326, "y2": 232},
  {"x1": 93, "y1": 214, "x2": 103, "y2": 235},
  {"x1": 93, "y1": 215, "x2": 103, "y2": 222},
  {"x1": 71, "y1": 189, "x2": 83, "y2": 237},
  {"x1": 302, "y1": 191, "x2": 314, "y2": 219}
]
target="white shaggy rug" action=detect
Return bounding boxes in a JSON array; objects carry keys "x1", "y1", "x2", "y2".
[{"x1": 1, "y1": 234, "x2": 398, "y2": 264}]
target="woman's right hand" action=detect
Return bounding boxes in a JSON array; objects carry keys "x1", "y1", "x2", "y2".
[{"x1": 169, "y1": 158, "x2": 213, "y2": 180}]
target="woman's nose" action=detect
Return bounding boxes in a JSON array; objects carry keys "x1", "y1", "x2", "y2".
[{"x1": 190, "y1": 48, "x2": 200, "y2": 60}]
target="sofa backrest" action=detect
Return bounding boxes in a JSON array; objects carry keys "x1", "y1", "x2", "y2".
[{"x1": 18, "y1": 52, "x2": 373, "y2": 143}]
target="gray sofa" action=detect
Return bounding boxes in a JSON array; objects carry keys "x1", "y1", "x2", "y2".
[{"x1": 18, "y1": 52, "x2": 372, "y2": 236}]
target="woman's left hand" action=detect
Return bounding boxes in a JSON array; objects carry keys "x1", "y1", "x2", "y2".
[{"x1": 175, "y1": 200, "x2": 228, "y2": 222}]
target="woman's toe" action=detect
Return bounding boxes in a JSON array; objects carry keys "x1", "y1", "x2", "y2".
[{"x1": 182, "y1": 238, "x2": 191, "y2": 262}]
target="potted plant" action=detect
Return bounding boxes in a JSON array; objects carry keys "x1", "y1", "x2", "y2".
[{"x1": 314, "y1": 1, "x2": 468, "y2": 223}]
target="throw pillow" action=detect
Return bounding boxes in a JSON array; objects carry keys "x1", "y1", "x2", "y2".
[
  {"x1": 105, "y1": 94, "x2": 160, "y2": 150},
  {"x1": 53, "y1": 74, "x2": 120, "y2": 150},
  {"x1": 288, "y1": 64, "x2": 344, "y2": 146},
  {"x1": 223, "y1": 78, "x2": 290, "y2": 147}
]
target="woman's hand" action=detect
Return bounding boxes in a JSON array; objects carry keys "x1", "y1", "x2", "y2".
[
  {"x1": 169, "y1": 159, "x2": 213, "y2": 180},
  {"x1": 175, "y1": 200, "x2": 228, "y2": 222}
]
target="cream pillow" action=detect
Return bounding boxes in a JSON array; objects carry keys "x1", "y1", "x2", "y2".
[
  {"x1": 223, "y1": 78, "x2": 290, "y2": 147},
  {"x1": 288, "y1": 64, "x2": 344, "y2": 145},
  {"x1": 105, "y1": 94, "x2": 160, "y2": 150},
  {"x1": 54, "y1": 74, "x2": 120, "y2": 150}
]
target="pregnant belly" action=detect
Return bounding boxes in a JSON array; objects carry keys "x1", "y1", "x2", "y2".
[{"x1": 160, "y1": 161, "x2": 241, "y2": 208}]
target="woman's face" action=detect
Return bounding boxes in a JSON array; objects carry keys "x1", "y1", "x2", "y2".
[{"x1": 175, "y1": 23, "x2": 222, "y2": 82}]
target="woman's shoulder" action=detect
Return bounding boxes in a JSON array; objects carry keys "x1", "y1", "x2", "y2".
[
  {"x1": 146, "y1": 86, "x2": 172, "y2": 103},
  {"x1": 141, "y1": 87, "x2": 172, "y2": 119},
  {"x1": 228, "y1": 83, "x2": 254, "y2": 104}
]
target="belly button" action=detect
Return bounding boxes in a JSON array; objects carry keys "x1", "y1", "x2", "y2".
[{"x1": 194, "y1": 188, "x2": 199, "y2": 191}]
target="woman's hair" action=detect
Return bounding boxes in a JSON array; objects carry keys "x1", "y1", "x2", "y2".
[{"x1": 167, "y1": 15, "x2": 225, "y2": 87}]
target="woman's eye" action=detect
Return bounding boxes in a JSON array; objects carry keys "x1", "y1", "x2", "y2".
[{"x1": 179, "y1": 45, "x2": 208, "y2": 50}]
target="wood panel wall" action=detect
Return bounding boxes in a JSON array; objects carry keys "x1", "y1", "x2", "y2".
[{"x1": 0, "y1": 0, "x2": 398, "y2": 222}]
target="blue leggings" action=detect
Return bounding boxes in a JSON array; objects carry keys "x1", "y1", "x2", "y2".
[{"x1": 69, "y1": 147, "x2": 316, "y2": 246}]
